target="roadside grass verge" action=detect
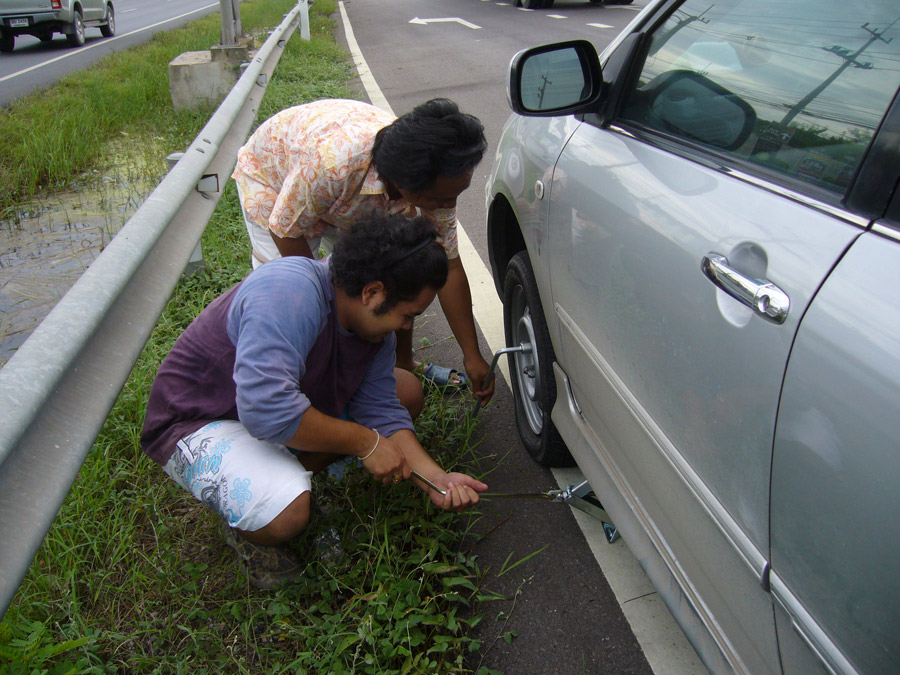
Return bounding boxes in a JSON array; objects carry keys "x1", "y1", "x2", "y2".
[{"x1": 0, "y1": 1, "x2": 506, "y2": 673}]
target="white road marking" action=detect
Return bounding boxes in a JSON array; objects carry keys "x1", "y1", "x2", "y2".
[
  {"x1": 409, "y1": 17, "x2": 482, "y2": 29},
  {"x1": 335, "y1": 3, "x2": 704, "y2": 672},
  {"x1": 547, "y1": 15, "x2": 568, "y2": 19},
  {"x1": 0, "y1": 3, "x2": 219, "y2": 83},
  {"x1": 587, "y1": 22, "x2": 615, "y2": 28}
]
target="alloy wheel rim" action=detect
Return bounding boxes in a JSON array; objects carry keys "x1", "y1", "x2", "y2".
[{"x1": 512, "y1": 286, "x2": 543, "y2": 435}]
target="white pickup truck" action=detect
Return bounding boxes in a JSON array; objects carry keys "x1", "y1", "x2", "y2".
[{"x1": 0, "y1": 0, "x2": 114, "y2": 52}]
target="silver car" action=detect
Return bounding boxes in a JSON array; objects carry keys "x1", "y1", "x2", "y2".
[
  {"x1": 485, "y1": 0, "x2": 900, "y2": 672},
  {"x1": 0, "y1": 0, "x2": 115, "y2": 52}
]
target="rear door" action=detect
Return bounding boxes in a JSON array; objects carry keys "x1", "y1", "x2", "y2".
[
  {"x1": 82, "y1": 0, "x2": 105, "y2": 22},
  {"x1": 770, "y1": 160, "x2": 900, "y2": 671},
  {"x1": 545, "y1": 0, "x2": 900, "y2": 671}
]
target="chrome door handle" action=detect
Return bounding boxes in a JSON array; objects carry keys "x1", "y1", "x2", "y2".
[{"x1": 701, "y1": 253, "x2": 790, "y2": 324}]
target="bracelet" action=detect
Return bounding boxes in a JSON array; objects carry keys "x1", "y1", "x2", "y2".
[{"x1": 360, "y1": 429, "x2": 380, "y2": 460}]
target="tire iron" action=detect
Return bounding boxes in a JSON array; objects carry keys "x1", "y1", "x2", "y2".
[
  {"x1": 472, "y1": 343, "x2": 530, "y2": 417},
  {"x1": 409, "y1": 472, "x2": 619, "y2": 543}
]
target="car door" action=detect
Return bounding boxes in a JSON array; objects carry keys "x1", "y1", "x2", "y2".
[
  {"x1": 81, "y1": 0, "x2": 103, "y2": 22},
  {"x1": 770, "y1": 159, "x2": 900, "y2": 671},
  {"x1": 544, "y1": 0, "x2": 900, "y2": 671}
]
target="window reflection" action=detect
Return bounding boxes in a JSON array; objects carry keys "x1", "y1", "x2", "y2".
[
  {"x1": 521, "y1": 47, "x2": 588, "y2": 111},
  {"x1": 620, "y1": 0, "x2": 900, "y2": 195}
]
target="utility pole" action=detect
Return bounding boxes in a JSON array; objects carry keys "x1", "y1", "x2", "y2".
[
  {"x1": 220, "y1": 0, "x2": 242, "y2": 47},
  {"x1": 780, "y1": 20, "x2": 896, "y2": 128},
  {"x1": 656, "y1": 5, "x2": 712, "y2": 46}
]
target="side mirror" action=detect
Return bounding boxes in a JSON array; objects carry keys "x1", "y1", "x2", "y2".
[
  {"x1": 507, "y1": 40, "x2": 605, "y2": 116},
  {"x1": 637, "y1": 70, "x2": 757, "y2": 150}
]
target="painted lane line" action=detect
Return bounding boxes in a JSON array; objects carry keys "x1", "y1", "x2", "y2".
[
  {"x1": 547, "y1": 14, "x2": 567, "y2": 19},
  {"x1": 587, "y1": 22, "x2": 615, "y2": 28},
  {"x1": 338, "y1": 0, "x2": 393, "y2": 113},
  {"x1": 0, "y1": 3, "x2": 218, "y2": 83}
]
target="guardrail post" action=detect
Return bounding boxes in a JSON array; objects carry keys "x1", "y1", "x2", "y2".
[
  {"x1": 300, "y1": 0, "x2": 310, "y2": 40},
  {"x1": 167, "y1": 153, "x2": 205, "y2": 275}
]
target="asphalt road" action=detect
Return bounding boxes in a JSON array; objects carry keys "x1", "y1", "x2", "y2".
[
  {"x1": 0, "y1": 0, "x2": 220, "y2": 106},
  {"x1": 337, "y1": 0, "x2": 705, "y2": 672}
]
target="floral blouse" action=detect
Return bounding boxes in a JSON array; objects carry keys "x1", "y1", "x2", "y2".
[{"x1": 231, "y1": 99, "x2": 459, "y2": 258}]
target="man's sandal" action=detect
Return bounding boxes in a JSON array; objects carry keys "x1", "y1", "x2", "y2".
[{"x1": 421, "y1": 362, "x2": 470, "y2": 389}]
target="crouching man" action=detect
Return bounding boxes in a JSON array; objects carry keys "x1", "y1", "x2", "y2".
[{"x1": 140, "y1": 213, "x2": 487, "y2": 588}]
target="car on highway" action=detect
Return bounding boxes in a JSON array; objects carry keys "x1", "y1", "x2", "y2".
[
  {"x1": 485, "y1": 0, "x2": 900, "y2": 672},
  {"x1": 0, "y1": 0, "x2": 115, "y2": 52}
]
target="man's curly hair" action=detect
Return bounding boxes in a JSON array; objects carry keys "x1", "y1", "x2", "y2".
[{"x1": 331, "y1": 213, "x2": 449, "y2": 315}]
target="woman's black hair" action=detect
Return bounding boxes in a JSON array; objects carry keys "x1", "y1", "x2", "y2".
[
  {"x1": 331, "y1": 213, "x2": 449, "y2": 314},
  {"x1": 371, "y1": 98, "x2": 487, "y2": 192}
]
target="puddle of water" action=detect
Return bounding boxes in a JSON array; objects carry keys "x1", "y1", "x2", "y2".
[{"x1": 0, "y1": 141, "x2": 166, "y2": 366}]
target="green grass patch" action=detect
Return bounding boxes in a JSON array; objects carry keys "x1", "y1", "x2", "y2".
[{"x1": 0, "y1": 2, "x2": 507, "y2": 672}]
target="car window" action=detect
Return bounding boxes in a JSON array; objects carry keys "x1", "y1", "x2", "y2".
[{"x1": 618, "y1": 0, "x2": 900, "y2": 196}]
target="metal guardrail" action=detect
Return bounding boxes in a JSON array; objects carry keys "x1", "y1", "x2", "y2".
[{"x1": 0, "y1": 1, "x2": 309, "y2": 620}]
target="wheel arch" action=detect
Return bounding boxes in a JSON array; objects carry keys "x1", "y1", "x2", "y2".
[{"x1": 487, "y1": 193, "x2": 527, "y2": 298}]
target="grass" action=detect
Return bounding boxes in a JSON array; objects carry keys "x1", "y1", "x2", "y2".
[
  {"x1": 0, "y1": 1, "x2": 512, "y2": 672},
  {"x1": 0, "y1": 0, "x2": 351, "y2": 214}
]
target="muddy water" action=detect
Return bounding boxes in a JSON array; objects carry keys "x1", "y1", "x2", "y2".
[{"x1": 0, "y1": 153, "x2": 163, "y2": 366}]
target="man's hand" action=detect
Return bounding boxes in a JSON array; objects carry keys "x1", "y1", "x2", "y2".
[
  {"x1": 361, "y1": 432, "x2": 410, "y2": 484},
  {"x1": 425, "y1": 472, "x2": 487, "y2": 512}
]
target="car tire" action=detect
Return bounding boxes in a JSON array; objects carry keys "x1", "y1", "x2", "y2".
[
  {"x1": 522, "y1": 0, "x2": 545, "y2": 8},
  {"x1": 66, "y1": 9, "x2": 85, "y2": 47},
  {"x1": 101, "y1": 4, "x2": 116, "y2": 38},
  {"x1": 0, "y1": 31, "x2": 14, "y2": 53},
  {"x1": 503, "y1": 251, "x2": 573, "y2": 467}
]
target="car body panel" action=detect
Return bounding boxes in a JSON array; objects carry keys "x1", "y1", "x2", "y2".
[
  {"x1": 544, "y1": 118, "x2": 861, "y2": 674},
  {"x1": 771, "y1": 228, "x2": 900, "y2": 674},
  {"x1": 486, "y1": 0, "x2": 900, "y2": 672}
]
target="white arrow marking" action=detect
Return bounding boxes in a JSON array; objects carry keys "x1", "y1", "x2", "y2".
[{"x1": 409, "y1": 17, "x2": 482, "y2": 29}]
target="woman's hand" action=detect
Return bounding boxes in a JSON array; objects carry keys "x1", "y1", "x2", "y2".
[
  {"x1": 425, "y1": 472, "x2": 487, "y2": 512},
  {"x1": 464, "y1": 353, "x2": 494, "y2": 408}
]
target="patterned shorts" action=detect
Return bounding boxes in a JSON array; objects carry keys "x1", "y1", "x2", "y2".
[{"x1": 162, "y1": 420, "x2": 312, "y2": 532}]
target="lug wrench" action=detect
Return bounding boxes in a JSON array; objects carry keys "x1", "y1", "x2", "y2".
[
  {"x1": 471, "y1": 343, "x2": 530, "y2": 417},
  {"x1": 409, "y1": 471, "x2": 619, "y2": 543}
]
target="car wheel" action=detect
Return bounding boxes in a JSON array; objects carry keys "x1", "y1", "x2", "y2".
[
  {"x1": 66, "y1": 9, "x2": 85, "y2": 47},
  {"x1": 503, "y1": 251, "x2": 573, "y2": 467},
  {"x1": 0, "y1": 31, "x2": 14, "y2": 53},
  {"x1": 522, "y1": 0, "x2": 545, "y2": 8},
  {"x1": 101, "y1": 4, "x2": 116, "y2": 38}
]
